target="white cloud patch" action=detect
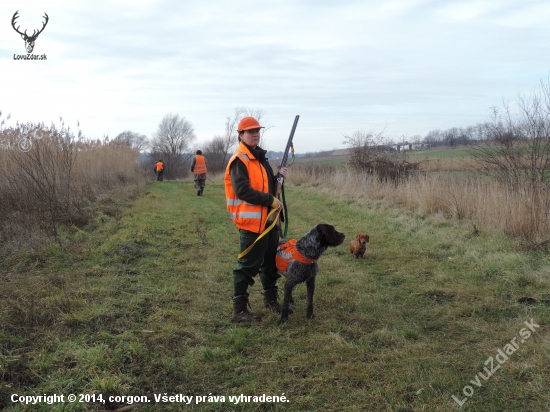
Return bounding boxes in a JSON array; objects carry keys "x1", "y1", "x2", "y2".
[{"x1": 0, "y1": 0, "x2": 548, "y2": 150}]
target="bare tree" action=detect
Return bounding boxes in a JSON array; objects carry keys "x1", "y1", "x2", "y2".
[
  {"x1": 443, "y1": 127, "x2": 460, "y2": 147},
  {"x1": 471, "y1": 91, "x2": 550, "y2": 191},
  {"x1": 221, "y1": 107, "x2": 273, "y2": 164},
  {"x1": 344, "y1": 130, "x2": 385, "y2": 171},
  {"x1": 423, "y1": 129, "x2": 443, "y2": 147},
  {"x1": 150, "y1": 114, "x2": 196, "y2": 179},
  {"x1": 464, "y1": 125, "x2": 484, "y2": 144},
  {"x1": 411, "y1": 134, "x2": 423, "y2": 145},
  {"x1": 220, "y1": 108, "x2": 245, "y2": 166},
  {"x1": 113, "y1": 130, "x2": 148, "y2": 152},
  {"x1": 239, "y1": 107, "x2": 272, "y2": 147},
  {"x1": 202, "y1": 136, "x2": 227, "y2": 174}
]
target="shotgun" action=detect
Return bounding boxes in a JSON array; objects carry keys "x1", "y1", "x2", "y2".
[{"x1": 267, "y1": 115, "x2": 300, "y2": 233}]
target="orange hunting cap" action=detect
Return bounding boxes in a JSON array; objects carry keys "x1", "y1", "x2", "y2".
[{"x1": 237, "y1": 117, "x2": 265, "y2": 132}]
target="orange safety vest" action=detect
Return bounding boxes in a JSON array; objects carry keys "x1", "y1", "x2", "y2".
[
  {"x1": 193, "y1": 155, "x2": 207, "y2": 174},
  {"x1": 156, "y1": 161, "x2": 164, "y2": 172},
  {"x1": 276, "y1": 239, "x2": 317, "y2": 277},
  {"x1": 224, "y1": 142, "x2": 269, "y2": 233}
]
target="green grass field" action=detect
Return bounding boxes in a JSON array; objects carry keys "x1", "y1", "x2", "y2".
[
  {"x1": 1, "y1": 179, "x2": 549, "y2": 411},
  {"x1": 407, "y1": 146, "x2": 474, "y2": 160}
]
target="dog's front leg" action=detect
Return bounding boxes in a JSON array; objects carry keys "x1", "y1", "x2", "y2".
[
  {"x1": 306, "y1": 276, "x2": 315, "y2": 319},
  {"x1": 280, "y1": 279, "x2": 298, "y2": 323}
]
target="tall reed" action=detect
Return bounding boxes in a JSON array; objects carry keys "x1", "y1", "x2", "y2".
[
  {"x1": 0, "y1": 121, "x2": 147, "y2": 248},
  {"x1": 289, "y1": 164, "x2": 550, "y2": 244}
]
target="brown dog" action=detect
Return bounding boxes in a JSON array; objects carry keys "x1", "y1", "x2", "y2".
[{"x1": 350, "y1": 234, "x2": 369, "y2": 258}]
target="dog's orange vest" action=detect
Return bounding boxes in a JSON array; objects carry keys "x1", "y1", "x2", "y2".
[
  {"x1": 276, "y1": 239, "x2": 317, "y2": 277},
  {"x1": 193, "y1": 155, "x2": 207, "y2": 174},
  {"x1": 224, "y1": 142, "x2": 270, "y2": 233}
]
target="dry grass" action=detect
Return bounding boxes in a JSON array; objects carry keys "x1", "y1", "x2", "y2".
[
  {"x1": 0, "y1": 121, "x2": 148, "y2": 249},
  {"x1": 418, "y1": 156, "x2": 478, "y2": 172},
  {"x1": 288, "y1": 165, "x2": 550, "y2": 245}
]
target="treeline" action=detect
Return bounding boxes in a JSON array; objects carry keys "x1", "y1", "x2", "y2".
[
  {"x1": 404, "y1": 122, "x2": 503, "y2": 149},
  {"x1": 421, "y1": 125, "x2": 484, "y2": 147},
  {"x1": 418, "y1": 108, "x2": 535, "y2": 149}
]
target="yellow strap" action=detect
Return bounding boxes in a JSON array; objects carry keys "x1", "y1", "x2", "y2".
[{"x1": 237, "y1": 208, "x2": 280, "y2": 259}]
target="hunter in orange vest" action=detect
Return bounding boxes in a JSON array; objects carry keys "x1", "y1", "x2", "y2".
[
  {"x1": 191, "y1": 150, "x2": 208, "y2": 196},
  {"x1": 155, "y1": 160, "x2": 164, "y2": 181},
  {"x1": 224, "y1": 116, "x2": 289, "y2": 322}
]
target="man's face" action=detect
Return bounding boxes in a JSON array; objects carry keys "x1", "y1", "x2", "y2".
[{"x1": 241, "y1": 128, "x2": 261, "y2": 147}]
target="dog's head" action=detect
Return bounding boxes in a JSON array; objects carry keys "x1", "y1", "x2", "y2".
[
  {"x1": 355, "y1": 234, "x2": 370, "y2": 245},
  {"x1": 316, "y1": 224, "x2": 346, "y2": 248},
  {"x1": 296, "y1": 224, "x2": 346, "y2": 259}
]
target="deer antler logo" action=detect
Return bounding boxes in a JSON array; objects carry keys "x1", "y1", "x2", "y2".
[{"x1": 11, "y1": 11, "x2": 49, "y2": 54}]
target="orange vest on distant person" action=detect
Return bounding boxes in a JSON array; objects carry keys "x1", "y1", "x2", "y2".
[
  {"x1": 276, "y1": 239, "x2": 317, "y2": 277},
  {"x1": 194, "y1": 155, "x2": 207, "y2": 174},
  {"x1": 156, "y1": 161, "x2": 164, "y2": 172},
  {"x1": 224, "y1": 142, "x2": 269, "y2": 233}
]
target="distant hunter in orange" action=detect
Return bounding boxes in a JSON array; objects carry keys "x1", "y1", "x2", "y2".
[
  {"x1": 154, "y1": 159, "x2": 164, "y2": 181},
  {"x1": 191, "y1": 150, "x2": 207, "y2": 196}
]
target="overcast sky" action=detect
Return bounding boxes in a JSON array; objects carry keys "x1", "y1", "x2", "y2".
[{"x1": 1, "y1": 0, "x2": 549, "y2": 152}]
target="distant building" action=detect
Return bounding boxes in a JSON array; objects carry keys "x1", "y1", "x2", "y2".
[{"x1": 391, "y1": 143, "x2": 424, "y2": 151}]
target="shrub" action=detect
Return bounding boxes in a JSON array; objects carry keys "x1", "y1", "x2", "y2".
[{"x1": 344, "y1": 130, "x2": 421, "y2": 184}]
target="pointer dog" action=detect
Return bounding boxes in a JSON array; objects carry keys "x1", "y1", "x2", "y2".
[{"x1": 276, "y1": 224, "x2": 346, "y2": 322}]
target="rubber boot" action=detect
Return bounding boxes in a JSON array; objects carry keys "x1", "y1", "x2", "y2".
[
  {"x1": 200, "y1": 187, "x2": 204, "y2": 196},
  {"x1": 232, "y1": 294, "x2": 261, "y2": 322},
  {"x1": 262, "y1": 287, "x2": 292, "y2": 314}
]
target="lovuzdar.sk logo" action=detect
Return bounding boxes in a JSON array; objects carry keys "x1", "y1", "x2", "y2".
[{"x1": 11, "y1": 10, "x2": 48, "y2": 60}]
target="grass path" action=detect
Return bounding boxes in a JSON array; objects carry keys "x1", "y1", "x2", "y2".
[{"x1": 1, "y1": 179, "x2": 550, "y2": 411}]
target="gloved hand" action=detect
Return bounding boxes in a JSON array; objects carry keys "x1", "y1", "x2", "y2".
[{"x1": 271, "y1": 197, "x2": 283, "y2": 210}]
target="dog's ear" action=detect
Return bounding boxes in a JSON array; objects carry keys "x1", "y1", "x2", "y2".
[
  {"x1": 365, "y1": 234, "x2": 370, "y2": 243},
  {"x1": 317, "y1": 224, "x2": 344, "y2": 246},
  {"x1": 356, "y1": 234, "x2": 362, "y2": 240},
  {"x1": 316, "y1": 224, "x2": 333, "y2": 246}
]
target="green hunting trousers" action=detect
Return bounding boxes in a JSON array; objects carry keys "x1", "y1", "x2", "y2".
[
  {"x1": 194, "y1": 175, "x2": 205, "y2": 188},
  {"x1": 233, "y1": 228, "x2": 281, "y2": 296}
]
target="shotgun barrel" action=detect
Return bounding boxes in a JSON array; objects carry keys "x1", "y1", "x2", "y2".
[
  {"x1": 267, "y1": 115, "x2": 300, "y2": 234},
  {"x1": 275, "y1": 115, "x2": 300, "y2": 183}
]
